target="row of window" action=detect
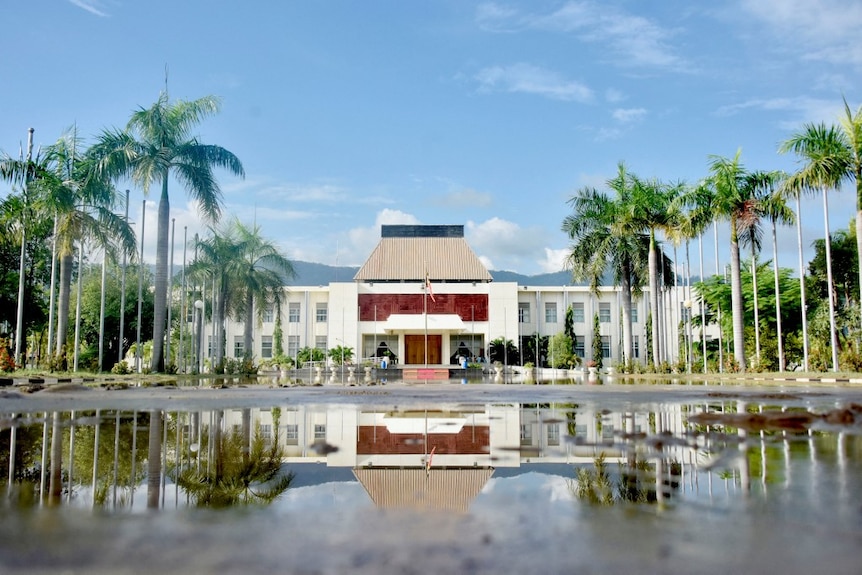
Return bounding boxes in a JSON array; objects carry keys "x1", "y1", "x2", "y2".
[
  {"x1": 519, "y1": 302, "x2": 639, "y2": 324},
  {"x1": 261, "y1": 303, "x2": 329, "y2": 324}
]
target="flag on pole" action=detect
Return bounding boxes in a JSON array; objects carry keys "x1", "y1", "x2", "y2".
[
  {"x1": 425, "y1": 272, "x2": 436, "y2": 303},
  {"x1": 426, "y1": 445, "x2": 436, "y2": 475}
]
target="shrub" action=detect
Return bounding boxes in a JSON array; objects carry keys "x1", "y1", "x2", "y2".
[{"x1": 111, "y1": 361, "x2": 131, "y2": 375}]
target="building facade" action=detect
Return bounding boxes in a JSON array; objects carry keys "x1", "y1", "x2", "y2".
[{"x1": 212, "y1": 224, "x2": 703, "y2": 368}]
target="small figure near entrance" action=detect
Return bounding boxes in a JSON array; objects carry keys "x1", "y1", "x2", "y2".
[{"x1": 380, "y1": 355, "x2": 389, "y2": 369}]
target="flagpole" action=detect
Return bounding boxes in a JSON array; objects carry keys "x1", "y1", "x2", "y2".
[{"x1": 424, "y1": 271, "x2": 428, "y2": 367}]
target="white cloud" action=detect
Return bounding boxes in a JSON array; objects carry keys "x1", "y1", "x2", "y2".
[
  {"x1": 611, "y1": 108, "x2": 647, "y2": 123},
  {"x1": 475, "y1": 63, "x2": 593, "y2": 102},
  {"x1": 342, "y1": 209, "x2": 422, "y2": 266},
  {"x1": 479, "y1": 1, "x2": 687, "y2": 70},
  {"x1": 539, "y1": 247, "x2": 568, "y2": 273},
  {"x1": 68, "y1": 0, "x2": 109, "y2": 17},
  {"x1": 738, "y1": 0, "x2": 862, "y2": 65},
  {"x1": 466, "y1": 217, "x2": 548, "y2": 272},
  {"x1": 605, "y1": 88, "x2": 625, "y2": 103},
  {"x1": 715, "y1": 96, "x2": 845, "y2": 128},
  {"x1": 433, "y1": 187, "x2": 493, "y2": 208}
]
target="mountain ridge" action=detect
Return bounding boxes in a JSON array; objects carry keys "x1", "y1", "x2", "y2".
[{"x1": 285, "y1": 260, "x2": 581, "y2": 287}]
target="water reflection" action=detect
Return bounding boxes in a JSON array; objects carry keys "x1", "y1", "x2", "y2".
[{"x1": 2, "y1": 397, "x2": 861, "y2": 517}]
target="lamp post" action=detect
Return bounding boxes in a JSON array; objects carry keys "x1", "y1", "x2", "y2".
[{"x1": 194, "y1": 300, "x2": 204, "y2": 374}]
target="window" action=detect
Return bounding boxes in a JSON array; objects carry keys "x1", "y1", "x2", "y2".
[
  {"x1": 574, "y1": 335, "x2": 585, "y2": 358},
  {"x1": 263, "y1": 305, "x2": 274, "y2": 323},
  {"x1": 207, "y1": 336, "x2": 213, "y2": 359},
  {"x1": 520, "y1": 424, "x2": 532, "y2": 446},
  {"x1": 288, "y1": 302, "x2": 300, "y2": 323},
  {"x1": 234, "y1": 336, "x2": 244, "y2": 358},
  {"x1": 545, "y1": 302, "x2": 557, "y2": 324},
  {"x1": 285, "y1": 424, "x2": 298, "y2": 445},
  {"x1": 314, "y1": 424, "x2": 326, "y2": 439},
  {"x1": 572, "y1": 302, "x2": 584, "y2": 323},
  {"x1": 261, "y1": 335, "x2": 273, "y2": 359},
  {"x1": 518, "y1": 302, "x2": 530, "y2": 323},
  {"x1": 315, "y1": 336, "x2": 327, "y2": 351},
  {"x1": 316, "y1": 303, "x2": 327, "y2": 323},
  {"x1": 599, "y1": 302, "x2": 611, "y2": 323},
  {"x1": 547, "y1": 424, "x2": 560, "y2": 446},
  {"x1": 288, "y1": 335, "x2": 300, "y2": 357},
  {"x1": 633, "y1": 335, "x2": 640, "y2": 358},
  {"x1": 631, "y1": 305, "x2": 638, "y2": 323},
  {"x1": 260, "y1": 424, "x2": 272, "y2": 442},
  {"x1": 601, "y1": 335, "x2": 611, "y2": 359}
]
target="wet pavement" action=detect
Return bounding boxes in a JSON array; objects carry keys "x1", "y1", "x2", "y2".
[{"x1": 1, "y1": 378, "x2": 861, "y2": 574}]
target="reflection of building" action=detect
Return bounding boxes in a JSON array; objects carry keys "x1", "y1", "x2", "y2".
[
  {"x1": 222, "y1": 403, "x2": 690, "y2": 469},
  {"x1": 208, "y1": 224, "x2": 706, "y2": 369}
]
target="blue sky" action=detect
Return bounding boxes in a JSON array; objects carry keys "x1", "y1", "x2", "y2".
[{"x1": 2, "y1": 0, "x2": 861, "y2": 276}]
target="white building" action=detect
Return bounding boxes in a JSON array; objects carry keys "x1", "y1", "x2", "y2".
[{"x1": 211, "y1": 224, "x2": 706, "y2": 369}]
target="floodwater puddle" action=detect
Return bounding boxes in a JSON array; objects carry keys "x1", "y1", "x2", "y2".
[{"x1": 1, "y1": 382, "x2": 861, "y2": 574}]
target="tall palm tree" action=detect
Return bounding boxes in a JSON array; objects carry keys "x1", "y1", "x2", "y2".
[
  {"x1": 837, "y1": 99, "x2": 862, "y2": 335},
  {"x1": 190, "y1": 223, "x2": 243, "y2": 370},
  {"x1": 757, "y1": 173, "x2": 794, "y2": 371},
  {"x1": 231, "y1": 219, "x2": 296, "y2": 361},
  {"x1": 627, "y1": 176, "x2": 681, "y2": 368},
  {"x1": 92, "y1": 92, "x2": 244, "y2": 372},
  {"x1": 44, "y1": 132, "x2": 136, "y2": 368},
  {"x1": 697, "y1": 151, "x2": 760, "y2": 371},
  {"x1": 779, "y1": 124, "x2": 845, "y2": 372},
  {"x1": 562, "y1": 163, "x2": 649, "y2": 367}
]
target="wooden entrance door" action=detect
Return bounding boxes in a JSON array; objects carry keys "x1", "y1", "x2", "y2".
[{"x1": 404, "y1": 334, "x2": 441, "y2": 364}]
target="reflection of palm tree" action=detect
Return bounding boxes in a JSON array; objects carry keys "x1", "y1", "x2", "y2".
[{"x1": 176, "y1": 420, "x2": 293, "y2": 507}]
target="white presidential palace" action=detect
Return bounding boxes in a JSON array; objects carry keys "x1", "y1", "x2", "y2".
[{"x1": 209, "y1": 224, "x2": 702, "y2": 371}]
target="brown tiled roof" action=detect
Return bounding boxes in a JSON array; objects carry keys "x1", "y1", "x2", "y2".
[
  {"x1": 353, "y1": 467, "x2": 494, "y2": 512},
  {"x1": 353, "y1": 237, "x2": 493, "y2": 282}
]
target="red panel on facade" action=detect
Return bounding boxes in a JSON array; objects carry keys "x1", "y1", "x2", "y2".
[
  {"x1": 358, "y1": 293, "x2": 488, "y2": 321},
  {"x1": 356, "y1": 425, "x2": 491, "y2": 455}
]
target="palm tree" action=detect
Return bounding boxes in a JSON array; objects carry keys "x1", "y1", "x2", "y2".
[
  {"x1": 837, "y1": 99, "x2": 862, "y2": 335},
  {"x1": 627, "y1": 176, "x2": 681, "y2": 368},
  {"x1": 92, "y1": 92, "x2": 244, "y2": 372},
  {"x1": 697, "y1": 151, "x2": 760, "y2": 371},
  {"x1": 44, "y1": 132, "x2": 136, "y2": 368},
  {"x1": 231, "y1": 219, "x2": 296, "y2": 362},
  {"x1": 190, "y1": 223, "x2": 242, "y2": 371},
  {"x1": 562, "y1": 163, "x2": 649, "y2": 367},
  {"x1": 757, "y1": 173, "x2": 795, "y2": 371},
  {"x1": 779, "y1": 124, "x2": 845, "y2": 372}
]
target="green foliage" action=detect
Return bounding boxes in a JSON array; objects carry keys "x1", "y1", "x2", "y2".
[
  {"x1": 296, "y1": 346, "x2": 325, "y2": 365},
  {"x1": 0, "y1": 337, "x2": 15, "y2": 372},
  {"x1": 548, "y1": 332, "x2": 575, "y2": 369},
  {"x1": 111, "y1": 360, "x2": 131, "y2": 375},
  {"x1": 489, "y1": 337, "x2": 519, "y2": 364},
  {"x1": 592, "y1": 313, "x2": 603, "y2": 369},
  {"x1": 327, "y1": 345, "x2": 353, "y2": 364}
]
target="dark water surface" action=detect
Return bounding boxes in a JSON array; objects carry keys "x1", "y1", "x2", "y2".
[{"x1": 1, "y1": 379, "x2": 861, "y2": 574}]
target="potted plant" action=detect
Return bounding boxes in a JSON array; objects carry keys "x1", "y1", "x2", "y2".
[{"x1": 586, "y1": 359, "x2": 598, "y2": 377}]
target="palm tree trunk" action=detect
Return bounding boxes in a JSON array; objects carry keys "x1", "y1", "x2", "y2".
[
  {"x1": 55, "y1": 253, "x2": 74, "y2": 368},
  {"x1": 699, "y1": 235, "x2": 707, "y2": 372},
  {"x1": 48, "y1": 411, "x2": 63, "y2": 505},
  {"x1": 620, "y1": 259, "x2": 633, "y2": 366},
  {"x1": 772, "y1": 221, "x2": 784, "y2": 371},
  {"x1": 648, "y1": 232, "x2": 660, "y2": 368},
  {"x1": 714, "y1": 222, "x2": 724, "y2": 373},
  {"x1": 243, "y1": 289, "x2": 254, "y2": 359},
  {"x1": 856, "y1": 208, "x2": 862, "y2": 340},
  {"x1": 751, "y1": 245, "x2": 760, "y2": 366},
  {"x1": 821, "y1": 186, "x2": 839, "y2": 372},
  {"x1": 151, "y1": 180, "x2": 170, "y2": 373},
  {"x1": 147, "y1": 409, "x2": 162, "y2": 509},
  {"x1": 729, "y1": 218, "x2": 746, "y2": 371},
  {"x1": 795, "y1": 195, "x2": 809, "y2": 371}
]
